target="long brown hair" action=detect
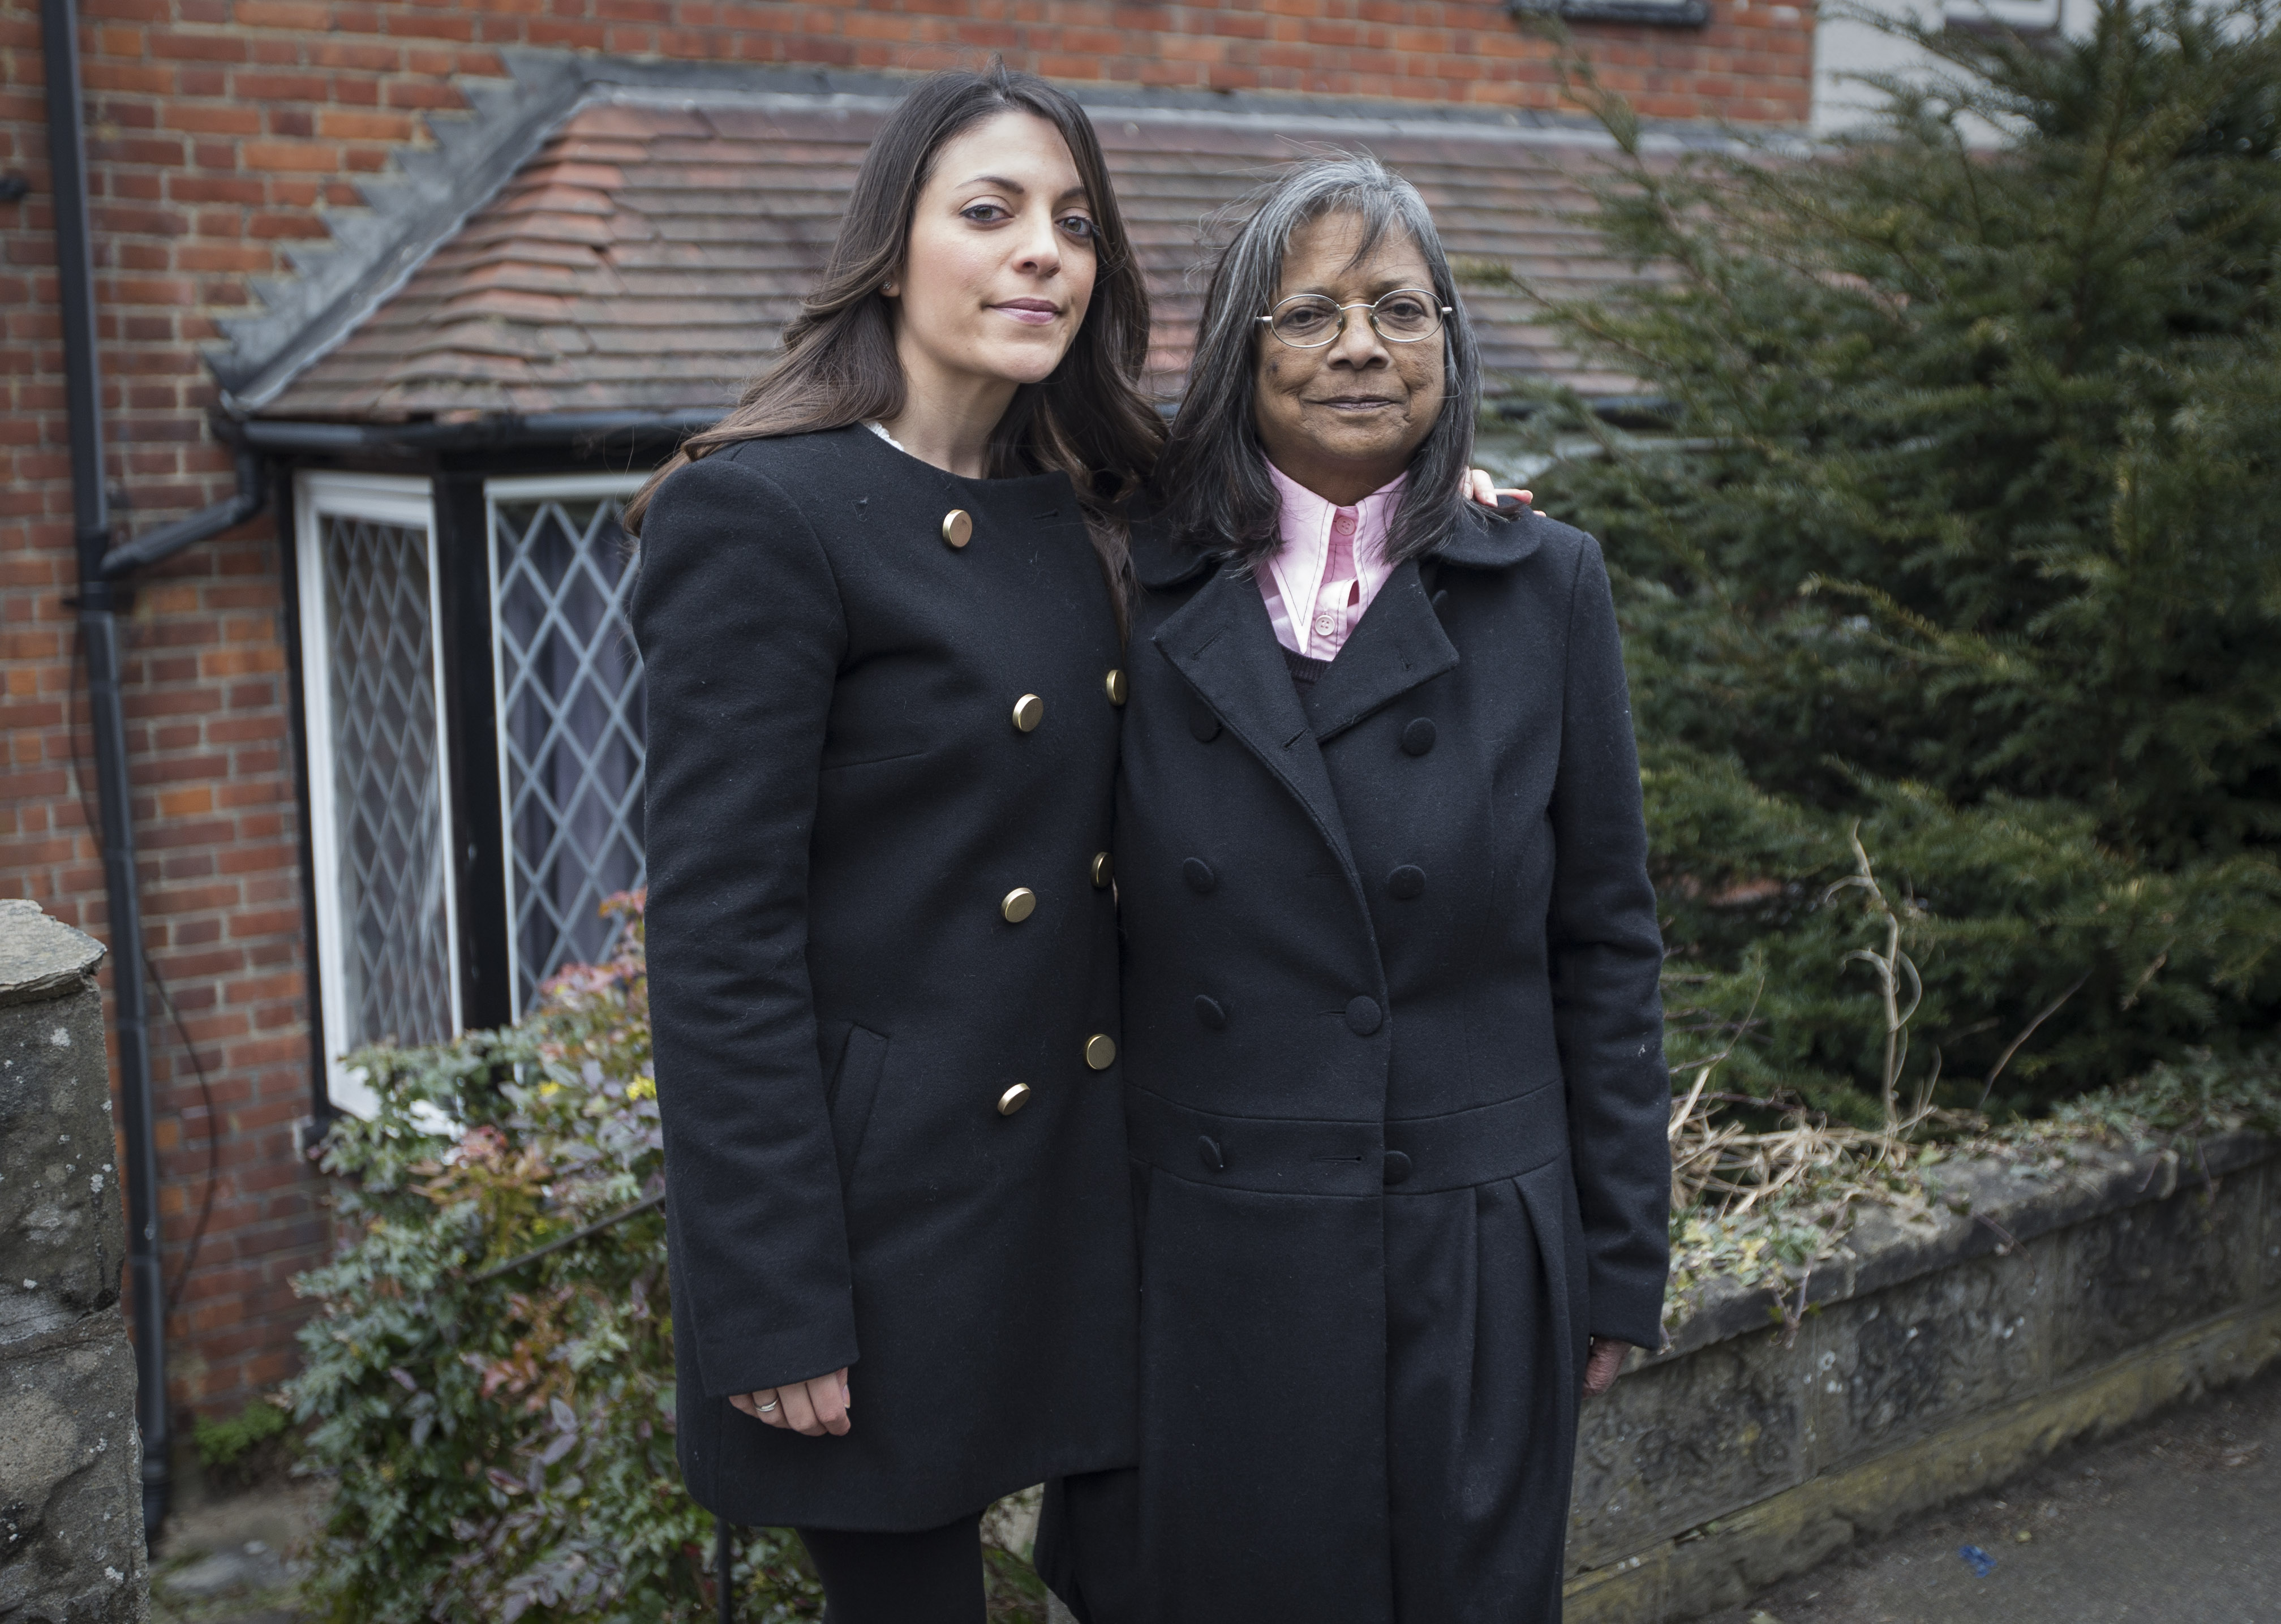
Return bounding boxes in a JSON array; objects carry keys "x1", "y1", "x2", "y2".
[{"x1": 623, "y1": 64, "x2": 1162, "y2": 600}]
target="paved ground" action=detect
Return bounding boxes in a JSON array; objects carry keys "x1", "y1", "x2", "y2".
[
  {"x1": 1695, "y1": 1361, "x2": 2281, "y2": 1624},
  {"x1": 148, "y1": 1479, "x2": 321, "y2": 1624}
]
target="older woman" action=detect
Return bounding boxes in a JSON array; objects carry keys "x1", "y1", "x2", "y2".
[{"x1": 1038, "y1": 156, "x2": 1672, "y2": 1624}]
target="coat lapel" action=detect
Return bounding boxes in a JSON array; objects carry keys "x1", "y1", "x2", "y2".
[
  {"x1": 1151, "y1": 565, "x2": 1360, "y2": 886},
  {"x1": 1300, "y1": 558, "x2": 1459, "y2": 744}
]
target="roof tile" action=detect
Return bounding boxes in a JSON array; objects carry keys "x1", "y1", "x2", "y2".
[{"x1": 263, "y1": 95, "x2": 1645, "y2": 423}]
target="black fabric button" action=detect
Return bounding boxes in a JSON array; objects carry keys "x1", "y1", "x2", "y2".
[
  {"x1": 1183, "y1": 857, "x2": 1218, "y2": 895},
  {"x1": 1195, "y1": 995, "x2": 1228, "y2": 1032},
  {"x1": 1188, "y1": 701, "x2": 1222, "y2": 742},
  {"x1": 1198, "y1": 1135, "x2": 1226, "y2": 1172},
  {"x1": 1382, "y1": 1150, "x2": 1412, "y2": 1186},
  {"x1": 1401, "y1": 718, "x2": 1436, "y2": 756},
  {"x1": 1387, "y1": 865, "x2": 1426, "y2": 900},
  {"x1": 1345, "y1": 995, "x2": 1383, "y2": 1036}
]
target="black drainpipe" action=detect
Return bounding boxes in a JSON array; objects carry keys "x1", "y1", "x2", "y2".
[{"x1": 43, "y1": 0, "x2": 268, "y2": 1543}]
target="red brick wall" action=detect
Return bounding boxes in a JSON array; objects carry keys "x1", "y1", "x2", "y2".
[{"x1": 0, "y1": 0, "x2": 1811, "y2": 1425}]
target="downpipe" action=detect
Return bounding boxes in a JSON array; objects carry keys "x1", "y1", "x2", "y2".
[{"x1": 42, "y1": 0, "x2": 269, "y2": 1543}]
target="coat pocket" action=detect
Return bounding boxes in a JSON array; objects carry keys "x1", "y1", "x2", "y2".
[{"x1": 827, "y1": 1024, "x2": 890, "y2": 1190}]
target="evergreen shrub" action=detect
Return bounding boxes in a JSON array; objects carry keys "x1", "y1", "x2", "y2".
[
  {"x1": 284, "y1": 900, "x2": 823, "y2": 1623},
  {"x1": 1515, "y1": 0, "x2": 2281, "y2": 1122}
]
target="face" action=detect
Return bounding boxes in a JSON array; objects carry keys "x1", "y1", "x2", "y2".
[
  {"x1": 1251, "y1": 211, "x2": 1448, "y2": 502},
  {"x1": 886, "y1": 110, "x2": 1100, "y2": 390}
]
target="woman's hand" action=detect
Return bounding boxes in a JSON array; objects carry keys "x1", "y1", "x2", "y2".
[
  {"x1": 1582, "y1": 1337, "x2": 1631, "y2": 1399},
  {"x1": 731, "y1": 1368, "x2": 853, "y2": 1436},
  {"x1": 1465, "y1": 467, "x2": 1533, "y2": 510}
]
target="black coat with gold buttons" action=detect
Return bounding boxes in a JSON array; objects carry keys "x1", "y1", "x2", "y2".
[
  {"x1": 630, "y1": 426, "x2": 1136, "y2": 1531},
  {"x1": 1042, "y1": 500, "x2": 1670, "y2": 1623}
]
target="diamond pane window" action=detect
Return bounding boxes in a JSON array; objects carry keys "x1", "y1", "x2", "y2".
[
  {"x1": 295, "y1": 474, "x2": 460, "y2": 1115},
  {"x1": 487, "y1": 479, "x2": 648, "y2": 1015}
]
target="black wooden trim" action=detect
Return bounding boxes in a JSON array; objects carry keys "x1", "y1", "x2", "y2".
[
  {"x1": 273, "y1": 467, "x2": 335, "y2": 1123},
  {"x1": 433, "y1": 472, "x2": 516, "y2": 1033},
  {"x1": 1510, "y1": 0, "x2": 1709, "y2": 24}
]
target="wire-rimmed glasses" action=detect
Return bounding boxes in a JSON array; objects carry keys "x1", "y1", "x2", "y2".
[{"x1": 1257, "y1": 288, "x2": 1451, "y2": 349}]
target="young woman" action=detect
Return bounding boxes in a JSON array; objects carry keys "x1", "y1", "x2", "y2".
[
  {"x1": 1039, "y1": 156, "x2": 1672, "y2": 1624},
  {"x1": 624, "y1": 67, "x2": 1161, "y2": 1622}
]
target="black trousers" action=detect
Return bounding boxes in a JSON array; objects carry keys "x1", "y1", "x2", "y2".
[
  {"x1": 1034, "y1": 1470, "x2": 1141, "y2": 1624},
  {"x1": 796, "y1": 1510, "x2": 986, "y2": 1624}
]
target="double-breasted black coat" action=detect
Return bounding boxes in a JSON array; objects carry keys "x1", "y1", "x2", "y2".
[
  {"x1": 630, "y1": 426, "x2": 1138, "y2": 1531},
  {"x1": 1039, "y1": 500, "x2": 1670, "y2": 1623}
]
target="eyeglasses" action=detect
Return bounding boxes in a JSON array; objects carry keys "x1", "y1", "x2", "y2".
[{"x1": 1257, "y1": 289, "x2": 1451, "y2": 349}]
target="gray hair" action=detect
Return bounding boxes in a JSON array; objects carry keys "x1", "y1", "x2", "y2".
[{"x1": 1155, "y1": 152, "x2": 1496, "y2": 567}]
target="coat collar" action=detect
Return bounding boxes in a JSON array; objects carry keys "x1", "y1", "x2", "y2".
[
  {"x1": 1149, "y1": 556, "x2": 1466, "y2": 922},
  {"x1": 1129, "y1": 492, "x2": 1544, "y2": 590},
  {"x1": 1150, "y1": 568, "x2": 1361, "y2": 887},
  {"x1": 1130, "y1": 513, "x2": 1215, "y2": 590},
  {"x1": 1434, "y1": 498, "x2": 1547, "y2": 570},
  {"x1": 1302, "y1": 559, "x2": 1458, "y2": 744}
]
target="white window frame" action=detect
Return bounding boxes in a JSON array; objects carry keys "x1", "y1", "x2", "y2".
[
  {"x1": 484, "y1": 472, "x2": 650, "y2": 1019},
  {"x1": 294, "y1": 470, "x2": 459, "y2": 1118}
]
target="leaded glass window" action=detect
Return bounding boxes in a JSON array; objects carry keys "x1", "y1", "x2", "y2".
[
  {"x1": 294, "y1": 473, "x2": 460, "y2": 1116},
  {"x1": 486, "y1": 478, "x2": 647, "y2": 1016}
]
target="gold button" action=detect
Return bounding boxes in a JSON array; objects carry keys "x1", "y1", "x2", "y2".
[
  {"x1": 1103, "y1": 668, "x2": 1128, "y2": 706},
  {"x1": 1084, "y1": 1033, "x2": 1117, "y2": 1071},
  {"x1": 1012, "y1": 693, "x2": 1044, "y2": 733},
  {"x1": 1001, "y1": 887, "x2": 1037, "y2": 923},
  {"x1": 1090, "y1": 851, "x2": 1113, "y2": 888},
  {"x1": 942, "y1": 509, "x2": 973, "y2": 548},
  {"x1": 996, "y1": 1083, "x2": 1032, "y2": 1116}
]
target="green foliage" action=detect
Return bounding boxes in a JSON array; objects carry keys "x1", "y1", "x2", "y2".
[
  {"x1": 284, "y1": 899, "x2": 823, "y2": 1624},
  {"x1": 2020, "y1": 1041, "x2": 2281, "y2": 1144},
  {"x1": 1518, "y1": 0, "x2": 2281, "y2": 1117},
  {"x1": 192, "y1": 1395, "x2": 294, "y2": 1493},
  {"x1": 194, "y1": 1395, "x2": 290, "y2": 1470}
]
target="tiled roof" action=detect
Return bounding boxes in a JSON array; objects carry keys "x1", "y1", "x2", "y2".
[{"x1": 260, "y1": 92, "x2": 1648, "y2": 422}]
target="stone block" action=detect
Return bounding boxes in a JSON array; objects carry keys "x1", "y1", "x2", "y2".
[
  {"x1": 0, "y1": 1310, "x2": 148, "y2": 1623},
  {"x1": 1567, "y1": 1325, "x2": 1809, "y2": 1569},
  {"x1": 0, "y1": 900, "x2": 147, "y2": 1624},
  {"x1": 1, "y1": 901, "x2": 123, "y2": 1343},
  {"x1": 2048, "y1": 1172, "x2": 2258, "y2": 1378},
  {"x1": 1801, "y1": 1241, "x2": 2047, "y2": 1474}
]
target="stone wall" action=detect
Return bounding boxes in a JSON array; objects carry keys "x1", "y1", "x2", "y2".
[
  {"x1": 1, "y1": 899, "x2": 149, "y2": 1623},
  {"x1": 1563, "y1": 1127, "x2": 2281, "y2": 1622}
]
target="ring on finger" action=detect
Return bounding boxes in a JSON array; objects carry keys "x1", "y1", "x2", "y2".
[{"x1": 758, "y1": 1395, "x2": 779, "y2": 1413}]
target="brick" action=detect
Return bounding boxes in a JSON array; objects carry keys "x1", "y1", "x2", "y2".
[
  {"x1": 234, "y1": 0, "x2": 335, "y2": 25},
  {"x1": 241, "y1": 141, "x2": 343, "y2": 173},
  {"x1": 149, "y1": 28, "x2": 252, "y2": 62}
]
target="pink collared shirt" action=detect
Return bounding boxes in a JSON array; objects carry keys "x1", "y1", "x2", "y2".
[{"x1": 1258, "y1": 462, "x2": 1404, "y2": 662}]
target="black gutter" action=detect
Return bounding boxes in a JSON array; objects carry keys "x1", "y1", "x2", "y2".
[
  {"x1": 218, "y1": 406, "x2": 725, "y2": 456},
  {"x1": 44, "y1": 0, "x2": 272, "y2": 1542}
]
